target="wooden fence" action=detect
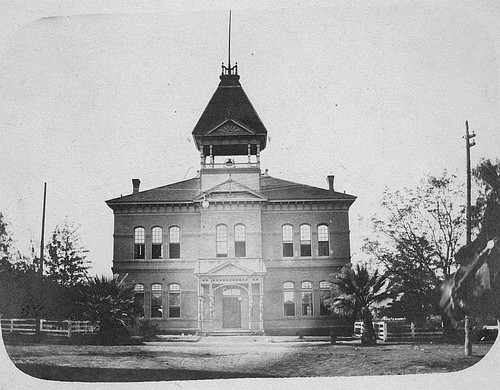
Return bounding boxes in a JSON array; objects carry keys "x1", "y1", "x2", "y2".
[
  {"x1": 354, "y1": 320, "x2": 443, "y2": 342},
  {"x1": 1, "y1": 318, "x2": 97, "y2": 337}
]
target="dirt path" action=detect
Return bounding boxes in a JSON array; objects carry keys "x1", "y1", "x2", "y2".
[{"x1": 3, "y1": 336, "x2": 494, "y2": 381}]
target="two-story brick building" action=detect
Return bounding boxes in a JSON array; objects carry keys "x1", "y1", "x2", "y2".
[{"x1": 106, "y1": 61, "x2": 356, "y2": 336}]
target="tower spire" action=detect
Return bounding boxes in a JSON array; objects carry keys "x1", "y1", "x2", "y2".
[{"x1": 221, "y1": 11, "x2": 237, "y2": 76}]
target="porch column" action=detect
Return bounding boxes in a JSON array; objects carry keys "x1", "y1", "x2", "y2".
[
  {"x1": 259, "y1": 282, "x2": 264, "y2": 331},
  {"x1": 248, "y1": 282, "x2": 253, "y2": 331},
  {"x1": 209, "y1": 145, "x2": 214, "y2": 167}
]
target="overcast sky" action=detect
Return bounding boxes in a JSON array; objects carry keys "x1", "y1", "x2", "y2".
[{"x1": 1, "y1": 1, "x2": 500, "y2": 277}]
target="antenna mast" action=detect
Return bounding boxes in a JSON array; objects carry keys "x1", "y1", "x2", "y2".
[{"x1": 228, "y1": 10, "x2": 232, "y2": 70}]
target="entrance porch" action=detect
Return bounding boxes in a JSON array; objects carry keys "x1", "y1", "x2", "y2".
[{"x1": 195, "y1": 258, "x2": 266, "y2": 334}]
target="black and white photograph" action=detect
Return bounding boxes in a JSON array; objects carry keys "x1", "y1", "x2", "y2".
[{"x1": 1, "y1": 1, "x2": 500, "y2": 389}]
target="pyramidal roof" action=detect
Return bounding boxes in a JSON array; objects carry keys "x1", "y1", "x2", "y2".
[{"x1": 192, "y1": 69, "x2": 268, "y2": 151}]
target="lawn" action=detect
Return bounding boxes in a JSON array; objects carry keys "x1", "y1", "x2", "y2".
[{"x1": 1, "y1": 335, "x2": 496, "y2": 382}]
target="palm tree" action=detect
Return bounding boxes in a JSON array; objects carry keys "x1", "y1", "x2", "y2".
[
  {"x1": 77, "y1": 275, "x2": 138, "y2": 344},
  {"x1": 326, "y1": 264, "x2": 393, "y2": 345}
]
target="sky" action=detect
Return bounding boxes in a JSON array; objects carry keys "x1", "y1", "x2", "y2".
[{"x1": 1, "y1": 0, "x2": 500, "y2": 277}]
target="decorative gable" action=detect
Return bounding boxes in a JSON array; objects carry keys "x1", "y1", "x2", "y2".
[
  {"x1": 210, "y1": 262, "x2": 252, "y2": 276},
  {"x1": 207, "y1": 119, "x2": 254, "y2": 136}
]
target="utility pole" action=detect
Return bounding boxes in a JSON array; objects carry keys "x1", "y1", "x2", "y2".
[
  {"x1": 39, "y1": 182, "x2": 47, "y2": 276},
  {"x1": 464, "y1": 120, "x2": 475, "y2": 356}
]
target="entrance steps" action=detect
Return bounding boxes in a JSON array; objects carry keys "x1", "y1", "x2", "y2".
[{"x1": 206, "y1": 330, "x2": 263, "y2": 336}]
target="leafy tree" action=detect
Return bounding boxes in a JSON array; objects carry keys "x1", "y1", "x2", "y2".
[
  {"x1": 77, "y1": 275, "x2": 138, "y2": 345},
  {"x1": 325, "y1": 264, "x2": 393, "y2": 345},
  {"x1": 362, "y1": 171, "x2": 466, "y2": 323},
  {"x1": 46, "y1": 219, "x2": 91, "y2": 287}
]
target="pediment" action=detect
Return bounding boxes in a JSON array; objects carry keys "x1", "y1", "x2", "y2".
[
  {"x1": 193, "y1": 179, "x2": 267, "y2": 202},
  {"x1": 208, "y1": 262, "x2": 253, "y2": 276},
  {"x1": 207, "y1": 119, "x2": 255, "y2": 136}
]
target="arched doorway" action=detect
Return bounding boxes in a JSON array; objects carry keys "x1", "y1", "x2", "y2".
[{"x1": 222, "y1": 287, "x2": 242, "y2": 328}]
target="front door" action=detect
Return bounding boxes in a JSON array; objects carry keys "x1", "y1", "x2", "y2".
[{"x1": 222, "y1": 297, "x2": 241, "y2": 328}]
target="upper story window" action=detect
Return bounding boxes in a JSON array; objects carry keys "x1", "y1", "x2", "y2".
[
  {"x1": 318, "y1": 224, "x2": 329, "y2": 257},
  {"x1": 151, "y1": 283, "x2": 163, "y2": 318},
  {"x1": 168, "y1": 283, "x2": 181, "y2": 318},
  {"x1": 301, "y1": 281, "x2": 313, "y2": 316},
  {"x1": 300, "y1": 224, "x2": 311, "y2": 257},
  {"x1": 169, "y1": 226, "x2": 180, "y2": 259},
  {"x1": 283, "y1": 282, "x2": 295, "y2": 317},
  {"x1": 134, "y1": 227, "x2": 145, "y2": 259},
  {"x1": 234, "y1": 224, "x2": 246, "y2": 257},
  {"x1": 152, "y1": 227, "x2": 163, "y2": 259},
  {"x1": 282, "y1": 225, "x2": 293, "y2": 257},
  {"x1": 216, "y1": 224, "x2": 228, "y2": 257}
]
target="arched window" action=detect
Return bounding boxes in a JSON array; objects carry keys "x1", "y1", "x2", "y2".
[
  {"x1": 283, "y1": 282, "x2": 295, "y2": 317},
  {"x1": 151, "y1": 283, "x2": 163, "y2": 318},
  {"x1": 134, "y1": 227, "x2": 145, "y2": 259},
  {"x1": 282, "y1": 225, "x2": 293, "y2": 257},
  {"x1": 300, "y1": 224, "x2": 311, "y2": 257},
  {"x1": 168, "y1": 283, "x2": 181, "y2": 318},
  {"x1": 319, "y1": 280, "x2": 332, "y2": 315},
  {"x1": 152, "y1": 227, "x2": 163, "y2": 259},
  {"x1": 234, "y1": 224, "x2": 246, "y2": 257},
  {"x1": 133, "y1": 283, "x2": 145, "y2": 317},
  {"x1": 216, "y1": 224, "x2": 228, "y2": 257},
  {"x1": 318, "y1": 224, "x2": 329, "y2": 257},
  {"x1": 169, "y1": 227, "x2": 180, "y2": 258},
  {"x1": 301, "y1": 281, "x2": 313, "y2": 316}
]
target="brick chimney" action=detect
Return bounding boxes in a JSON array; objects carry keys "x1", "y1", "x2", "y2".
[
  {"x1": 132, "y1": 179, "x2": 141, "y2": 194},
  {"x1": 327, "y1": 175, "x2": 335, "y2": 191}
]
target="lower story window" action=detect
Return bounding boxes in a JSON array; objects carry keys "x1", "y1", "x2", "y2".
[
  {"x1": 133, "y1": 284, "x2": 145, "y2": 317},
  {"x1": 151, "y1": 283, "x2": 163, "y2": 318},
  {"x1": 301, "y1": 281, "x2": 313, "y2": 316},
  {"x1": 169, "y1": 283, "x2": 181, "y2": 318},
  {"x1": 283, "y1": 282, "x2": 295, "y2": 316}
]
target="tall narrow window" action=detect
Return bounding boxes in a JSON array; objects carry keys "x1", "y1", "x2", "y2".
[
  {"x1": 300, "y1": 224, "x2": 311, "y2": 257},
  {"x1": 152, "y1": 227, "x2": 163, "y2": 259},
  {"x1": 320, "y1": 280, "x2": 332, "y2": 315},
  {"x1": 318, "y1": 224, "x2": 329, "y2": 257},
  {"x1": 283, "y1": 282, "x2": 295, "y2": 316},
  {"x1": 151, "y1": 283, "x2": 163, "y2": 318},
  {"x1": 169, "y1": 283, "x2": 181, "y2": 318},
  {"x1": 234, "y1": 224, "x2": 246, "y2": 257},
  {"x1": 216, "y1": 224, "x2": 228, "y2": 257},
  {"x1": 282, "y1": 225, "x2": 293, "y2": 257},
  {"x1": 133, "y1": 283, "x2": 145, "y2": 317},
  {"x1": 134, "y1": 227, "x2": 145, "y2": 259},
  {"x1": 301, "y1": 281, "x2": 313, "y2": 316},
  {"x1": 169, "y1": 226, "x2": 180, "y2": 258}
]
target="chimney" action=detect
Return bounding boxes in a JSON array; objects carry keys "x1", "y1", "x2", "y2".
[
  {"x1": 327, "y1": 175, "x2": 335, "y2": 191},
  {"x1": 132, "y1": 179, "x2": 141, "y2": 194}
]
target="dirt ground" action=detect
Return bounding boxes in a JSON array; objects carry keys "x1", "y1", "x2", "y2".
[{"x1": 2, "y1": 336, "x2": 495, "y2": 382}]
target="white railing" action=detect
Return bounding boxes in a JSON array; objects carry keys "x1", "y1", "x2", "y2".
[
  {"x1": 354, "y1": 321, "x2": 442, "y2": 342},
  {"x1": 1, "y1": 318, "x2": 97, "y2": 337}
]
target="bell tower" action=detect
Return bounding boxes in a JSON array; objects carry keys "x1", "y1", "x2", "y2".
[{"x1": 191, "y1": 13, "x2": 267, "y2": 192}]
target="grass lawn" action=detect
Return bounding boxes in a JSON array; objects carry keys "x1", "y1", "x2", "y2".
[{"x1": 2, "y1": 335, "x2": 496, "y2": 381}]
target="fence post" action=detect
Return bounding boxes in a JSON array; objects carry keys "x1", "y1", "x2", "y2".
[
  {"x1": 411, "y1": 322, "x2": 415, "y2": 340},
  {"x1": 67, "y1": 321, "x2": 72, "y2": 337},
  {"x1": 382, "y1": 322, "x2": 388, "y2": 342},
  {"x1": 40, "y1": 319, "x2": 44, "y2": 333}
]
